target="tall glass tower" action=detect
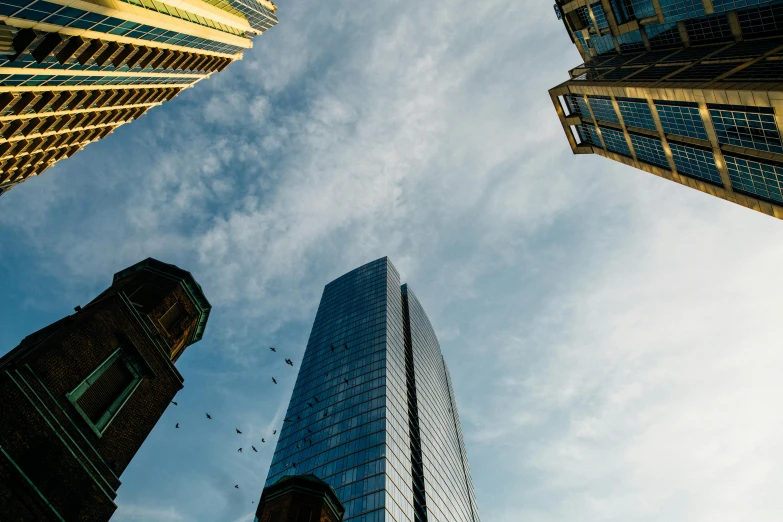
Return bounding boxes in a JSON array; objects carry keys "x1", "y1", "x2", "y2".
[
  {"x1": 0, "y1": 0, "x2": 277, "y2": 194},
  {"x1": 550, "y1": 0, "x2": 783, "y2": 220},
  {"x1": 264, "y1": 257, "x2": 480, "y2": 522}
]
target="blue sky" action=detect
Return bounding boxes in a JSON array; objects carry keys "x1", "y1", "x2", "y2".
[{"x1": 2, "y1": 1, "x2": 783, "y2": 521}]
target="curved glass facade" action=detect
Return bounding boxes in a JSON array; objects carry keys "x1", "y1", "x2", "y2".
[{"x1": 264, "y1": 257, "x2": 480, "y2": 522}]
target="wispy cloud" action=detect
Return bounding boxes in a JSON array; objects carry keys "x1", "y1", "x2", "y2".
[{"x1": 2, "y1": 0, "x2": 783, "y2": 521}]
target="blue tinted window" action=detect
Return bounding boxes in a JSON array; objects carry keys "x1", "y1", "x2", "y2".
[
  {"x1": 617, "y1": 30, "x2": 646, "y2": 51},
  {"x1": 601, "y1": 126, "x2": 632, "y2": 156},
  {"x1": 645, "y1": 22, "x2": 683, "y2": 48},
  {"x1": 725, "y1": 155, "x2": 783, "y2": 203},
  {"x1": 709, "y1": 106, "x2": 783, "y2": 154},
  {"x1": 591, "y1": 2, "x2": 609, "y2": 28},
  {"x1": 630, "y1": 0, "x2": 657, "y2": 17},
  {"x1": 580, "y1": 123, "x2": 602, "y2": 145},
  {"x1": 655, "y1": 102, "x2": 708, "y2": 140},
  {"x1": 630, "y1": 134, "x2": 670, "y2": 168},
  {"x1": 591, "y1": 33, "x2": 616, "y2": 55},
  {"x1": 618, "y1": 99, "x2": 657, "y2": 130},
  {"x1": 669, "y1": 143, "x2": 723, "y2": 184},
  {"x1": 588, "y1": 96, "x2": 619, "y2": 123},
  {"x1": 564, "y1": 94, "x2": 590, "y2": 118},
  {"x1": 659, "y1": 0, "x2": 706, "y2": 21}
]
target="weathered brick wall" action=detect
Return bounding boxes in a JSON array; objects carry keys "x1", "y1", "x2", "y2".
[{"x1": 0, "y1": 270, "x2": 201, "y2": 522}]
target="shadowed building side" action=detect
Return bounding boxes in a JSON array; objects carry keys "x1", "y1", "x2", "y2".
[{"x1": 0, "y1": 257, "x2": 210, "y2": 521}]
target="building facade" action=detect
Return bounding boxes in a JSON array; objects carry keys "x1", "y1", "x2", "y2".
[
  {"x1": 0, "y1": 257, "x2": 210, "y2": 521},
  {"x1": 264, "y1": 257, "x2": 480, "y2": 522},
  {"x1": 0, "y1": 0, "x2": 277, "y2": 194},
  {"x1": 550, "y1": 0, "x2": 783, "y2": 220}
]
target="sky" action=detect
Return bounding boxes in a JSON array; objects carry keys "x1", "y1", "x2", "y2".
[{"x1": 2, "y1": 0, "x2": 783, "y2": 521}]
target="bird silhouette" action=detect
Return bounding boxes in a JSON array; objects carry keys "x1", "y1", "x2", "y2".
[
  {"x1": 252, "y1": 446, "x2": 258, "y2": 452},
  {"x1": 331, "y1": 345, "x2": 335, "y2": 352},
  {"x1": 269, "y1": 347, "x2": 277, "y2": 352},
  {"x1": 283, "y1": 418, "x2": 292, "y2": 423},
  {"x1": 313, "y1": 397, "x2": 319, "y2": 403},
  {"x1": 171, "y1": 401, "x2": 178, "y2": 406},
  {"x1": 272, "y1": 377, "x2": 277, "y2": 384},
  {"x1": 344, "y1": 344, "x2": 349, "y2": 350},
  {"x1": 262, "y1": 438, "x2": 265, "y2": 443},
  {"x1": 323, "y1": 412, "x2": 328, "y2": 418},
  {"x1": 344, "y1": 379, "x2": 349, "y2": 384},
  {"x1": 307, "y1": 428, "x2": 313, "y2": 433},
  {"x1": 237, "y1": 448, "x2": 243, "y2": 453},
  {"x1": 285, "y1": 358, "x2": 294, "y2": 366},
  {"x1": 235, "y1": 484, "x2": 239, "y2": 489},
  {"x1": 236, "y1": 428, "x2": 242, "y2": 434},
  {"x1": 307, "y1": 402, "x2": 313, "y2": 408},
  {"x1": 326, "y1": 373, "x2": 330, "y2": 377},
  {"x1": 273, "y1": 430, "x2": 277, "y2": 435},
  {"x1": 297, "y1": 416, "x2": 301, "y2": 421},
  {"x1": 176, "y1": 423, "x2": 179, "y2": 428},
  {"x1": 206, "y1": 413, "x2": 212, "y2": 419}
]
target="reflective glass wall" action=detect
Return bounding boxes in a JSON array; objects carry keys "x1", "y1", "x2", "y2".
[{"x1": 265, "y1": 258, "x2": 480, "y2": 522}]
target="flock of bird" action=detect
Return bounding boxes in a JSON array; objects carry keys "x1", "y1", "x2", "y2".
[{"x1": 170, "y1": 346, "x2": 295, "y2": 493}]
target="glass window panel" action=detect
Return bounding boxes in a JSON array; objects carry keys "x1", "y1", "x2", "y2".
[
  {"x1": 725, "y1": 155, "x2": 783, "y2": 203},
  {"x1": 669, "y1": 142, "x2": 723, "y2": 184},
  {"x1": 709, "y1": 106, "x2": 783, "y2": 154},
  {"x1": 655, "y1": 102, "x2": 708, "y2": 140}
]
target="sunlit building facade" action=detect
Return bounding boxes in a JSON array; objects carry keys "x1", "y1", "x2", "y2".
[
  {"x1": 0, "y1": 0, "x2": 277, "y2": 194},
  {"x1": 550, "y1": 0, "x2": 783, "y2": 220},
  {"x1": 264, "y1": 257, "x2": 481, "y2": 522}
]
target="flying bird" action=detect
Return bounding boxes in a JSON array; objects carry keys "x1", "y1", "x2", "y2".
[
  {"x1": 323, "y1": 412, "x2": 328, "y2": 418},
  {"x1": 297, "y1": 416, "x2": 301, "y2": 421},
  {"x1": 344, "y1": 379, "x2": 349, "y2": 385},
  {"x1": 307, "y1": 428, "x2": 313, "y2": 433},
  {"x1": 272, "y1": 377, "x2": 277, "y2": 384},
  {"x1": 235, "y1": 484, "x2": 239, "y2": 489},
  {"x1": 206, "y1": 413, "x2": 212, "y2": 419},
  {"x1": 237, "y1": 448, "x2": 242, "y2": 453},
  {"x1": 285, "y1": 358, "x2": 294, "y2": 366},
  {"x1": 269, "y1": 347, "x2": 277, "y2": 352},
  {"x1": 236, "y1": 428, "x2": 242, "y2": 434},
  {"x1": 283, "y1": 418, "x2": 292, "y2": 423},
  {"x1": 252, "y1": 446, "x2": 258, "y2": 452},
  {"x1": 307, "y1": 402, "x2": 313, "y2": 408},
  {"x1": 171, "y1": 401, "x2": 178, "y2": 406},
  {"x1": 262, "y1": 438, "x2": 266, "y2": 443},
  {"x1": 344, "y1": 344, "x2": 349, "y2": 350},
  {"x1": 273, "y1": 430, "x2": 277, "y2": 435},
  {"x1": 175, "y1": 423, "x2": 179, "y2": 428},
  {"x1": 313, "y1": 397, "x2": 319, "y2": 403}
]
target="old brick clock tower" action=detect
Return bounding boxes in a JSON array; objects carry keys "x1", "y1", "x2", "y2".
[{"x1": 0, "y1": 258, "x2": 211, "y2": 521}]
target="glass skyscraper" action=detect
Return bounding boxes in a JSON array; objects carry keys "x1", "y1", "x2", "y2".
[
  {"x1": 550, "y1": 0, "x2": 783, "y2": 220},
  {"x1": 263, "y1": 257, "x2": 480, "y2": 522},
  {"x1": 0, "y1": 0, "x2": 277, "y2": 194}
]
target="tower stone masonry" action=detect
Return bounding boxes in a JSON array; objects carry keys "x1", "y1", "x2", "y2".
[{"x1": 0, "y1": 257, "x2": 210, "y2": 521}]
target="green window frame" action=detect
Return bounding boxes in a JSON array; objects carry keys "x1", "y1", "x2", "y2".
[{"x1": 66, "y1": 347, "x2": 145, "y2": 437}]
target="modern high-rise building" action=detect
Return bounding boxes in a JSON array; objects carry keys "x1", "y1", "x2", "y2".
[
  {"x1": 0, "y1": 0, "x2": 277, "y2": 194},
  {"x1": 549, "y1": 0, "x2": 783, "y2": 220},
  {"x1": 262, "y1": 257, "x2": 480, "y2": 522},
  {"x1": 0, "y1": 257, "x2": 210, "y2": 521}
]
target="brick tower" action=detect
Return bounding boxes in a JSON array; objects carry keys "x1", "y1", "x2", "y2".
[
  {"x1": 254, "y1": 474, "x2": 345, "y2": 522},
  {"x1": 0, "y1": 257, "x2": 211, "y2": 521}
]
